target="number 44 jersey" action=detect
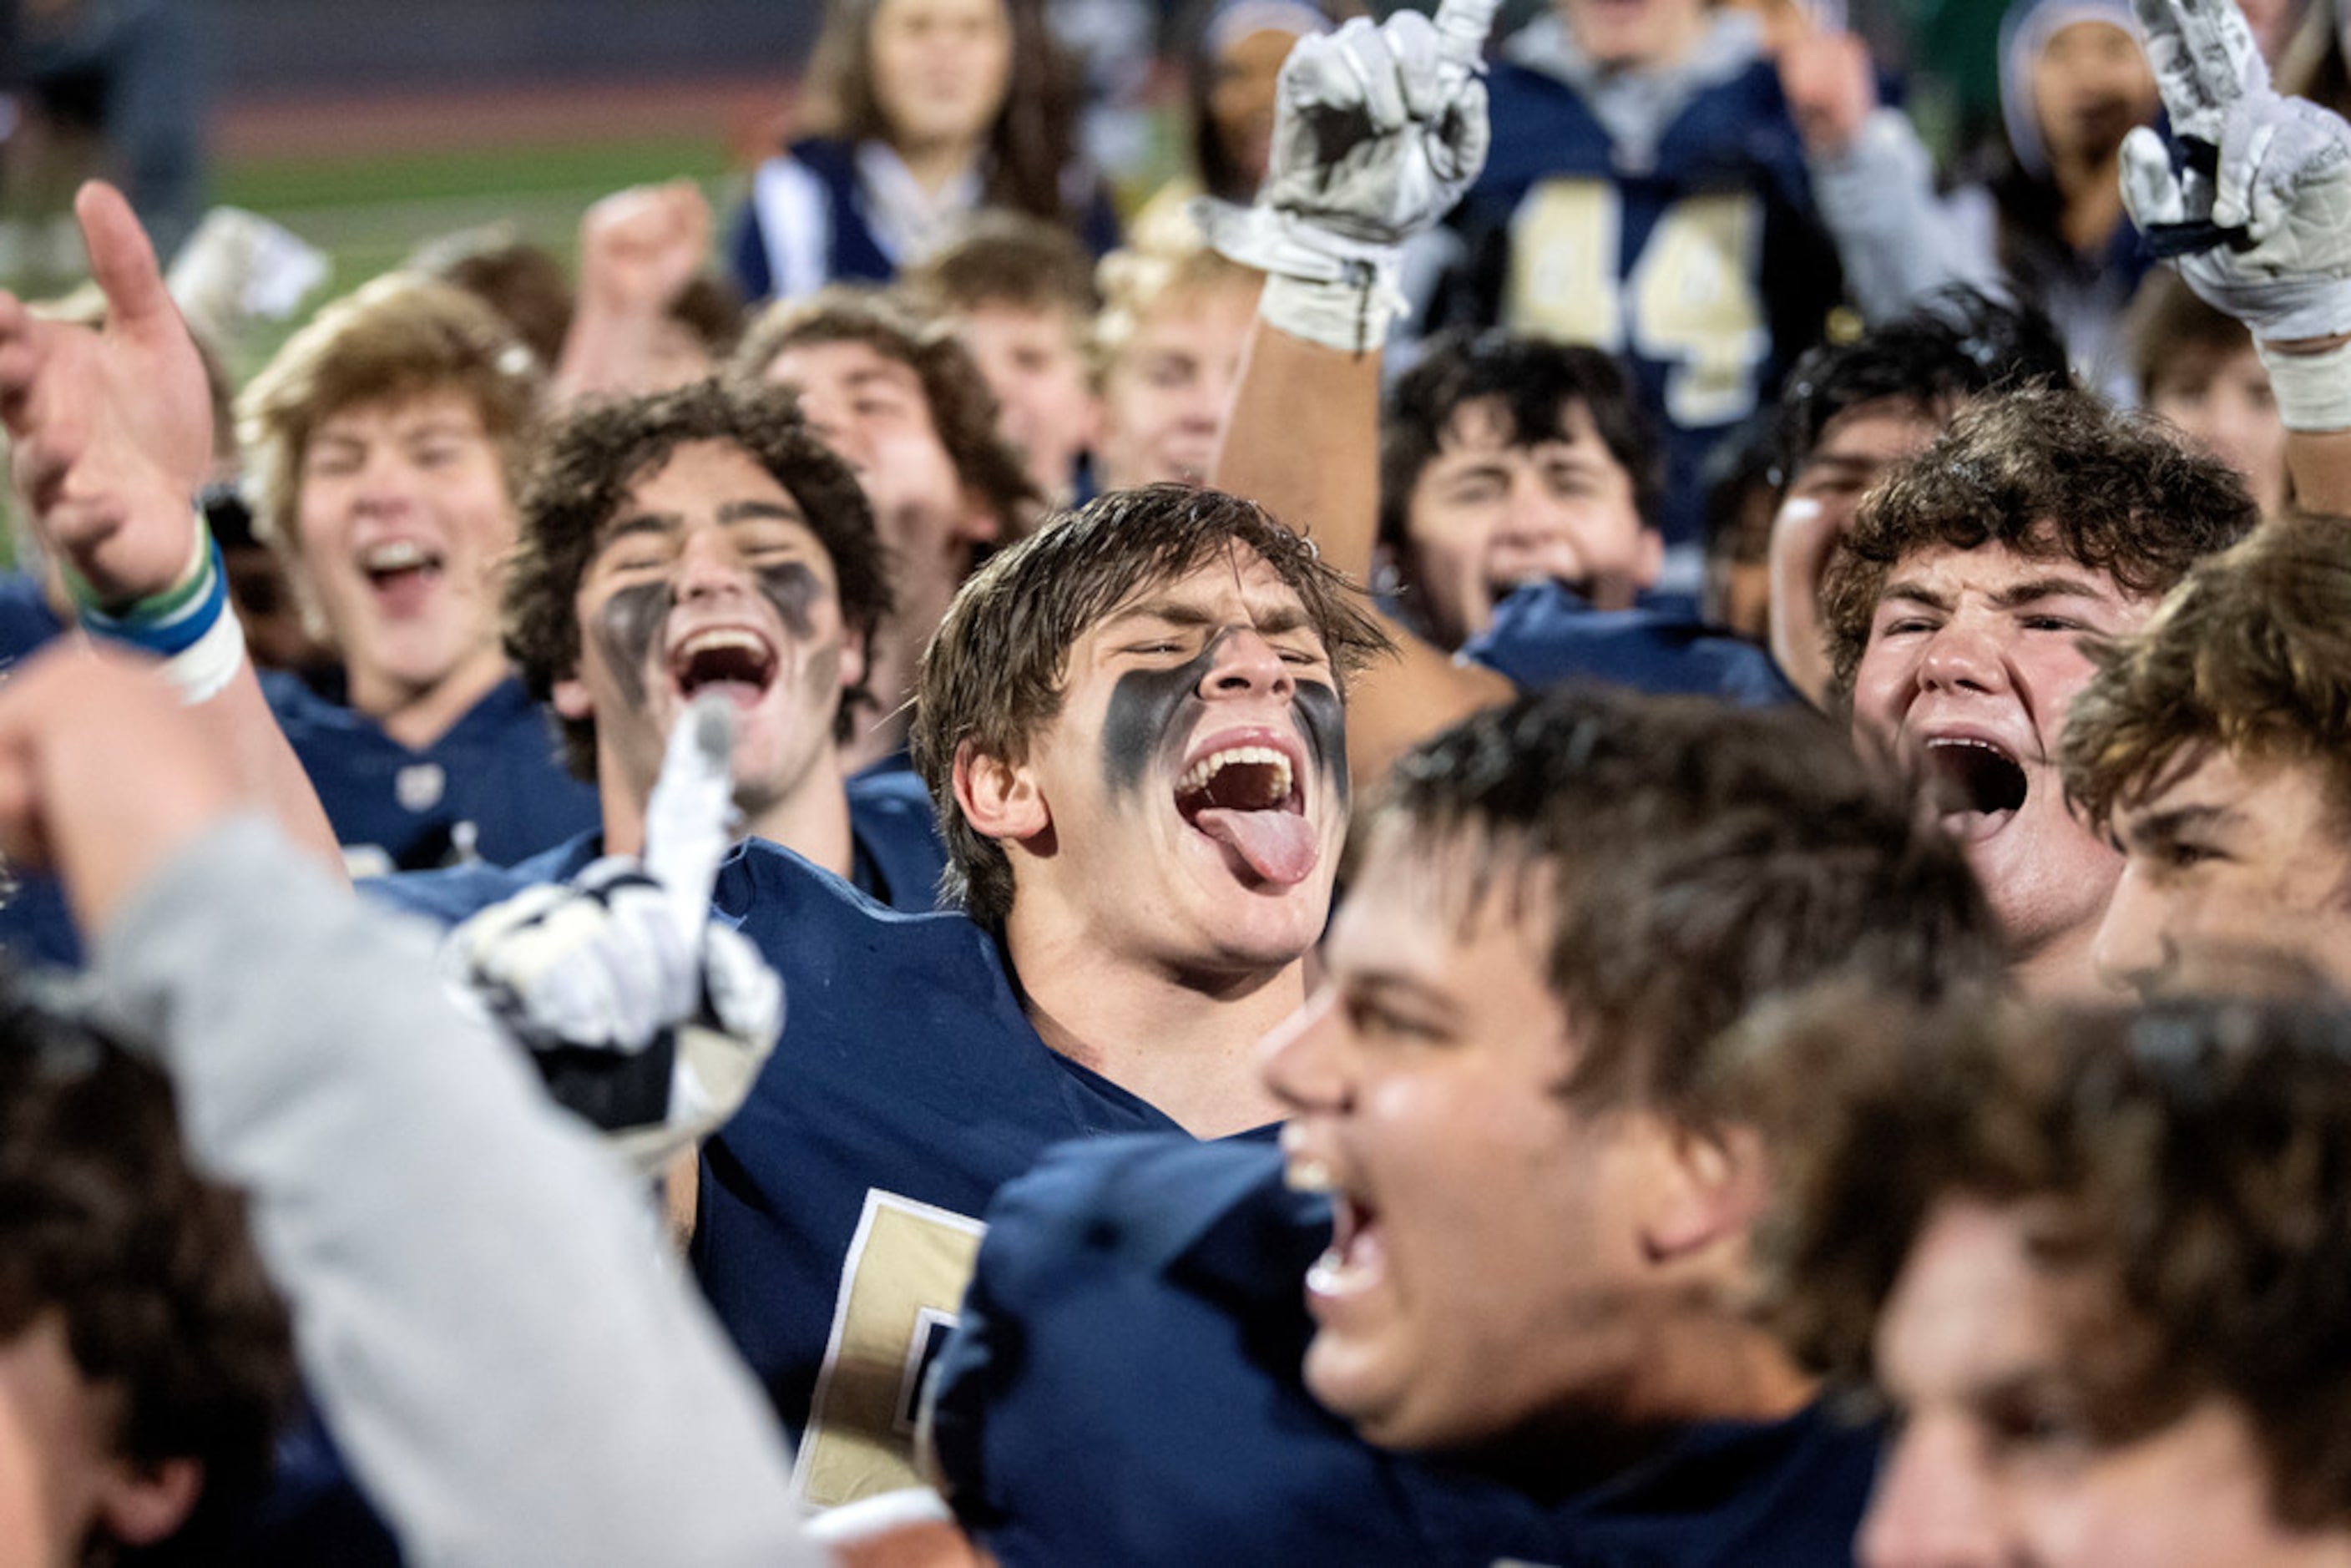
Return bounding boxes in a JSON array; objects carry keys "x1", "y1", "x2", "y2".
[
  {"x1": 1429, "y1": 9, "x2": 1847, "y2": 552},
  {"x1": 690, "y1": 841, "x2": 1273, "y2": 1510}
]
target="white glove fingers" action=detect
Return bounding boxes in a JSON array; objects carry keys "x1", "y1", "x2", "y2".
[
  {"x1": 2213, "y1": 113, "x2": 2273, "y2": 233},
  {"x1": 2137, "y1": 0, "x2": 2258, "y2": 144},
  {"x1": 1387, "y1": 12, "x2": 1451, "y2": 124},
  {"x1": 642, "y1": 693, "x2": 736, "y2": 942},
  {"x1": 1332, "y1": 18, "x2": 1409, "y2": 133},
  {"x1": 2121, "y1": 125, "x2": 2191, "y2": 229},
  {"x1": 1430, "y1": 0, "x2": 1502, "y2": 78}
]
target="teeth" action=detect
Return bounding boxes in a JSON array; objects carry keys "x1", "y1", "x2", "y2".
[
  {"x1": 1176, "y1": 746, "x2": 1293, "y2": 801},
  {"x1": 361, "y1": 540, "x2": 432, "y2": 573},
  {"x1": 1925, "y1": 736, "x2": 2011, "y2": 759},
  {"x1": 675, "y1": 628, "x2": 768, "y2": 660},
  {"x1": 1284, "y1": 1156, "x2": 1333, "y2": 1194}
]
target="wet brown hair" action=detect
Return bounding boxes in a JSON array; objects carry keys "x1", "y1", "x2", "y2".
[{"x1": 911, "y1": 483, "x2": 1388, "y2": 931}]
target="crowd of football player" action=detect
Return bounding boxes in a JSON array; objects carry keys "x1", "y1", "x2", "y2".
[{"x1": 6, "y1": 0, "x2": 2351, "y2": 1562}]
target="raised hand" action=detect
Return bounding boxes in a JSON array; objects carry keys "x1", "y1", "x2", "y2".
[
  {"x1": 2121, "y1": 0, "x2": 2351, "y2": 346},
  {"x1": 1196, "y1": 0, "x2": 1500, "y2": 352},
  {"x1": 445, "y1": 695, "x2": 781, "y2": 1168},
  {"x1": 576, "y1": 180, "x2": 711, "y2": 322},
  {"x1": 0, "y1": 182, "x2": 215, "y2": 604}
]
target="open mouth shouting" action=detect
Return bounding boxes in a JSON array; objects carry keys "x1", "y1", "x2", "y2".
[
  {"x1": 1288, "y1": 1152, "x2": 1384, "y2": 1314},
  {"x1": 359, "y1": 539, "x2": 447, "y2": 615},
  {"x1": 1175, "y1": 728, "x2": 1317, "y2": 887},
  {"x1": 1918, "y1": 732, "x2": 2030, "y2": 842},
  {"x1": 670, "y1": 625, "x2": 781, "y2": 709}
]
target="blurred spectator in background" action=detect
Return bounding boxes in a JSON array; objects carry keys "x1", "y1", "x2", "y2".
[
  {"x1": 1937, "y1": 0, "x2": 2160, "y2": 398},
  {"x1": 906, "y1": 209, "x2": 1103, "y2": 506},
  {"x1": 238, "y1": 276, "x2": 601, "y2": 874},
  {"x1": 2128, "y1": 272, "x2": 2291, "y2": 518},
  {"x1": 1090, "y1": 209, "x2": 1261, "y2": 493},
  {"x1": 733, "y1": 284, "x2": 1037, "y2": 772},
  {"x1": 1375, "y1": 328, "x2": 1661, "y2": 655},
  {"x1": 1427, "y1": 0, "x2": 1954, "y2": 576},
  {"x1": 408, "y1": 229, "x2": 577, "y2": 372},
  {"x1": 0, "y1": 0, "x2": 208, "y2": 286},
  {"x1": 1135, "y1": 0, "x2": 1354, "y2": 228},
  {"x1": 731, "y1": 0, "x2": 1118, "y2": 307}
]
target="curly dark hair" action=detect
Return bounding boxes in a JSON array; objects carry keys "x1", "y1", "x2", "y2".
[
  {"x1": 1818, "y1": 385, "x2": 2259, "y2": 699},
  {"x1": 1768, "y1": 286, "x2": 2070, "y2": 493},
  {"x1": 1379, "y1": 685, "x2": 2003, "y2": 1121},
  {"x1": 1747, "y1": 989, "x2": 2351, "y2": 1533},
  {"x1": 731, "y1": 284, "x2": 1042, "y2": 543},
  {"x1": 911, "y1": 483, "x2": 1392, "y2": 932},
  {"x1": 0, "y1": 982, "x2": 296, "y2": 1560},
  {"x1": 504, "y1": 377, "x2": 891, "y2": 777},
  {"x1": 2065, "y1": 509, "x2": 2351, "y2": 835},
  {"x1": 1378, "y1": 327, "x2": 1662, "y2": 549}
]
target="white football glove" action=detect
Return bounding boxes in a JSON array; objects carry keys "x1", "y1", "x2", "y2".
[
  {"x1": 2122, "y1": 0, "x2": 2351, "y2": 345},
  {"x1": 1196, "y1": 0, "x2": 1499, "y2": 353},
  {"x1": 444, "y1": 696, "x2": 783, "y2": 1174}
]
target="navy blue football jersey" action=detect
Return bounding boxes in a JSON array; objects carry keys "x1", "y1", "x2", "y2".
[
  {"x1": 1431, "y1": 25, "x2": 1844, "y2": 551},
  {"x1": 0, "y1": 575, "x2": 77, "y2": 966},
  {"x1": 934, "y1": 1135, "x2": 1878, "y2": 1566},
  {"x1": 368, "y1": 770, "x2": 950, "y2": 922},
  {"x1": 690, "y1": 845, "x2": 1272, "y2": 1508},
  {"x1": 730, "y1": 135, "x2": 1122, "y2": 306},
  {"x1": 261, "y1": 670, "x2": 600, "y2": 877},
  {"x1": 1468, "y1": 582, "x2": 1801, "y2": 708}
]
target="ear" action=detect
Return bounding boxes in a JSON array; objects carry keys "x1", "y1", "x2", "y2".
[
  {"x1": 1639, "y1": 1120, "x2": 1770, "y2": 1266},
  {"x1": 1633, "y1": 526, "x2": 1666, "y2": 591},
  {"x1": 837, "y1": 622, "x2": 868, "y2": 696},
  {"x1": 551, "y1": 672, "x2": 594, "y2": 721},
  {"x1": 97, "y1": 1455, "x2": 202, "y2": 1547},
  {"x1": 953, "y1": 739, "x2": 1049, "y2": 845}
]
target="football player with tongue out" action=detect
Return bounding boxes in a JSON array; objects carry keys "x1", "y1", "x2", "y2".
[{"x1": 665, "y1": 482, "x2": 1387, "y2": 1511}]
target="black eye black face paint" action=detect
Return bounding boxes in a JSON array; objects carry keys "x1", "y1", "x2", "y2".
[
  {"x1": 1099, "y1": 625, "x2": 1348, "y2": 807},
  {"x1": 756, "y1": 559, "x2": 821, "y2": 642},
  {"x1": 586, "y1": 549, "x2": 831, "y2": 712},
  {"x1": 592, "y1": 580, "x2": 670, "y2": 711}
]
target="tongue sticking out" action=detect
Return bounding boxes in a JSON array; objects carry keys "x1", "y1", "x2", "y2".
[{"x1": 1194, "y1": 806, "x2": 1318, "y2": 886}]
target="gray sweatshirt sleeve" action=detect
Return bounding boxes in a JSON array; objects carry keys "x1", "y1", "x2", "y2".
[
  {"x1": 91, "y1": 815, "x2": 819, "y2": 1568},
  {"x1": 1807, "y1": 107, "x2": 2001, "y2": 322}
]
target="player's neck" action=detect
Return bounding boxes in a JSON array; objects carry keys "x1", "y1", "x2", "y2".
[
  {"x1": 356, "y1": 645, "x2": 507, "y2": 751},
  {"x1": 602, "y1": 757, "x2": 854, "y2": 876},
  {"x1": 1013, "y1": 936, "x2": 1305, "y2": 1139},
  {"x1": 736, "y1": 768, "x2": 856, "y2": 875},
  {"x1": 1470, "y1": 1322, "x2": 1815, "y2": 1501}
]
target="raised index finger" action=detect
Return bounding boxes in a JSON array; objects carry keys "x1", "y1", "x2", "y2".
[
  {"x1": 1431, "y1": 0, "x2": 1502, "y2": 84},
  {"x1": 641, "y1": 694, "x2": 737, "y2": 943},
  {"x1": 73, "y1": 182, "x2": 175, "y2": 341}
]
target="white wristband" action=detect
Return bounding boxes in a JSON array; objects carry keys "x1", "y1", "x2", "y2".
[
  {"x1": 161, "y1": 601, "x2": 249, "y2": 705},
  {"x1": 2257, "y1": 337, "x2": 2351, "y2": 433},
  {"x1": 1259, "y1": 271, "x2": 1407, "y2": 357}
]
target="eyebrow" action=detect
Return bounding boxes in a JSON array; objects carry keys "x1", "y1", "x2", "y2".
[
  {"x1": 2121, "y1": 802, "x2": 2247, "y2": 843},
  {"x1": 1878, "y1": 575, "x2": 2114, "y2": 613},
  {"x1": 596, "y1": 498, "x2": 806, "y2": 548},
  {"x1": 1343, "y1": 968, "x2": 1458, "y2": 1019},
  {"x1": 1796, "y1": 453, "x2": 1884, "y2": 481},
  {"x1": 1100, "y1": 599, "x2": 1317, "y2": 641}
]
